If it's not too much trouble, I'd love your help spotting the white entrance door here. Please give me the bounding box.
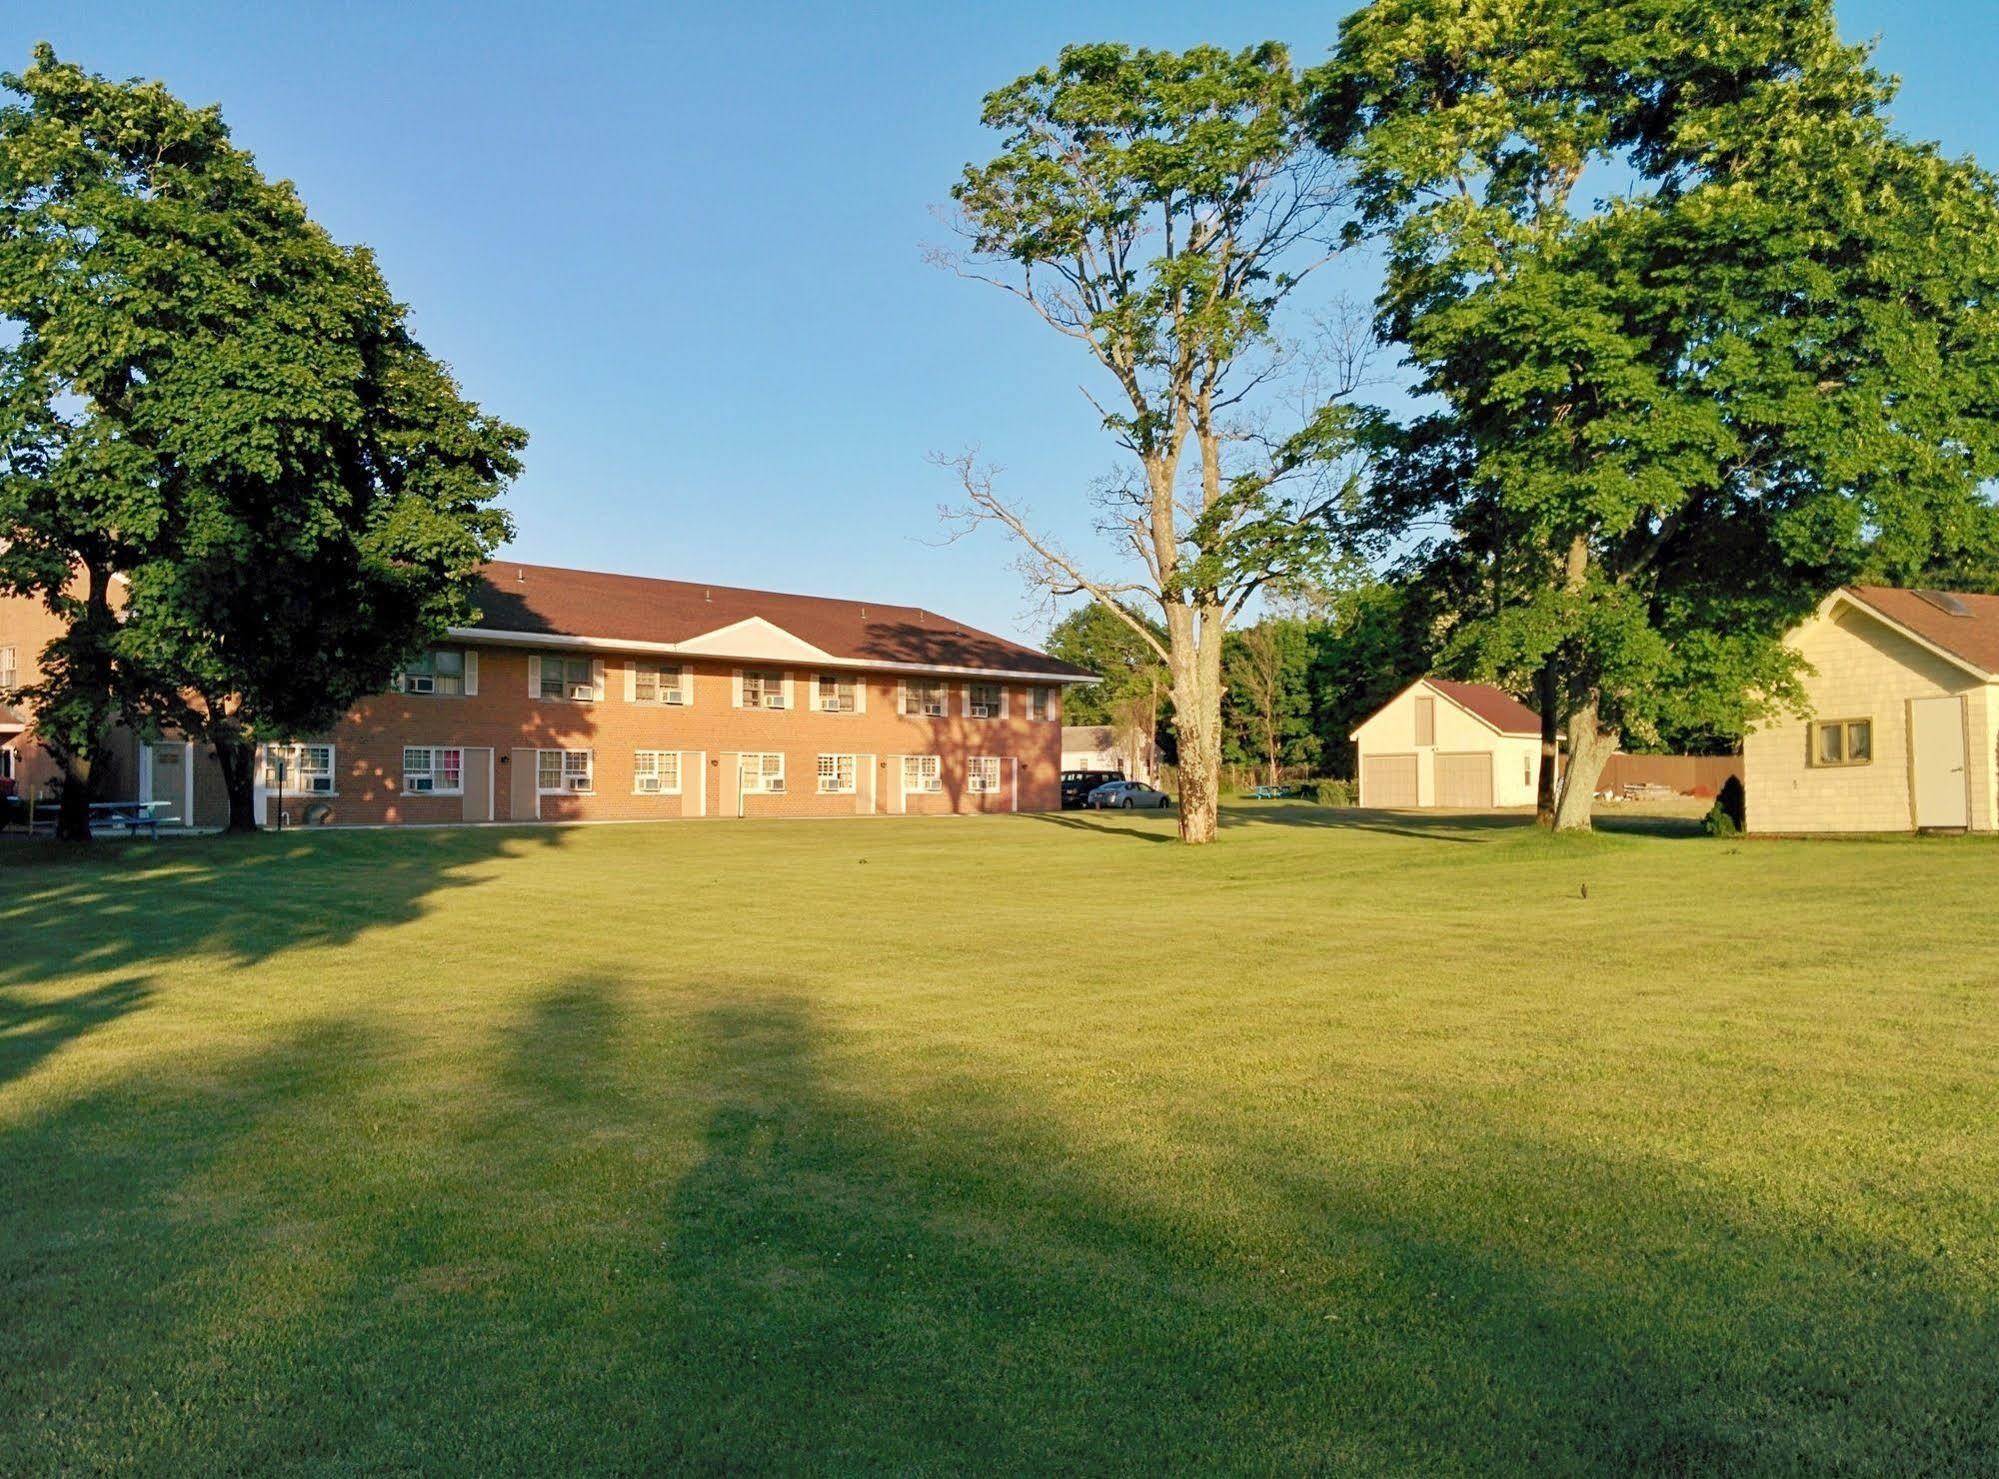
[1910,696,1970,829]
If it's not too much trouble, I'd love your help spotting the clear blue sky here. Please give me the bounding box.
[12,3,1994,644]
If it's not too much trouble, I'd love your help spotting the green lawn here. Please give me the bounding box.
[4,808,1996,1473]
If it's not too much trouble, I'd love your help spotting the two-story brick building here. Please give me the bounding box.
[0,561,1094,828]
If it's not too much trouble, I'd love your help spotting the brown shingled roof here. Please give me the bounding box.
[462,562,1093,679]
[1841,586,1999,677]
[1425,677,1542,736]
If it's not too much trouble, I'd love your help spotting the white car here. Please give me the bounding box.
[1086,779,1173,810]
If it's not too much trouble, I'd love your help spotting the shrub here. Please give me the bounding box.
[1307,779,1356,807]
[1703,775,1745,836]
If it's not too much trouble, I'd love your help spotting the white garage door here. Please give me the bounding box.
[1362,753,1418,808]
[1435,752,1494,809]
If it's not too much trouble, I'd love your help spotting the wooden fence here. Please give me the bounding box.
[1597,752,1742,796]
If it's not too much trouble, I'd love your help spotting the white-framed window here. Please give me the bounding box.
[537,749,594,794]
[0,644,15,690]
[740,752,786,793]
[816,674,858,713]
[397,648,465,696]
[633,750,682,794]
[633,662,688,705]
[402,745,463,795]
[264,743,336,794]
[741,670,787,709]
[817,753,856,793]
[902,754,942,794]
[1027,686,1053,721]
[967,682,1003,719]
[903,679,946,716]
[537,653,597,702]
[969,756,1002,794]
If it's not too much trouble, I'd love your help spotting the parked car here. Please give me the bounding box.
[1061,769,1123,809]
[1086,779,1173,811]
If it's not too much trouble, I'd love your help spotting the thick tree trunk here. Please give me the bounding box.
[1166,598,1225,845]
[55,756,93,842]
[1534,662,1560,828]
[52,564,122,842]
[1553,699,1620,832]
[214,735,260,832]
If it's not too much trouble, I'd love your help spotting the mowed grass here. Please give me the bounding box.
[4,807,1997,1474]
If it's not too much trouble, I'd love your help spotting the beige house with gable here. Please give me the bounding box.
[1745,586,1999,834]
[1351,677,1546,809]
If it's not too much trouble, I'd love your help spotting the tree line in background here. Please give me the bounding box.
[952,0,1999,839]
[1048,576,1530,791]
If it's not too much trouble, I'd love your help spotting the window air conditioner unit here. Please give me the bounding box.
[570,683,595,700]
[766,779,786,794]
[307,777,333,793]
[971,704,992,718]
[407,675,435,694]
[637,777,660,794]
[409,778,433,793]
[567,775,590,791]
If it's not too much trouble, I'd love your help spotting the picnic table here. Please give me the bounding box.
[1247,785,1297,800]
[88,800,172,838]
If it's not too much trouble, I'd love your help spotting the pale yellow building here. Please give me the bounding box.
[1351,678,1546,808]
[1745,586,1999,834]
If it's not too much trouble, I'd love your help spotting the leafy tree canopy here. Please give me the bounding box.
[1315,0,1999,825]
[0,46,522,833]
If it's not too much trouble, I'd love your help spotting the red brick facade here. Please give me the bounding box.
[260,645,1067,827]
[0,561,1087,829]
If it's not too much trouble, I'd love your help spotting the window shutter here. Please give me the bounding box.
[897,680,908,715]
[624,663,637,702]
[591,659,606,701]
[679,665,693,705]
[464,650,478,696]
[732,670,744,708]
[1000,686,1010,719]
[961,684,973,716]
[854,678,867,714]
[781,672,794,710]
[527,654,541,698]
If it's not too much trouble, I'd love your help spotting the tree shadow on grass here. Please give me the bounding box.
[1023,810,1179,844]
[4,979,1995,1472]
[0,823,569,988]
[0,975,150,1091]
[649,994,1999,1472]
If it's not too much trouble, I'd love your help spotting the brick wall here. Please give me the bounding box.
[264,645,1065,828]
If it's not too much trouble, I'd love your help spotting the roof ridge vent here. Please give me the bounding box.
[1914,588,1973,617]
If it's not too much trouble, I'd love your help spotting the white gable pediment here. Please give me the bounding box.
[674,616,834,664]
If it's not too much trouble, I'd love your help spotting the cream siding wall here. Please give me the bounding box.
[1351,681,1541,807]
[1744,603,1995,834]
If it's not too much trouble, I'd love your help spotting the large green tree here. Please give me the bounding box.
[1318,0,1999,828]
[0,47,521,837]
[942,42,1368,843]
